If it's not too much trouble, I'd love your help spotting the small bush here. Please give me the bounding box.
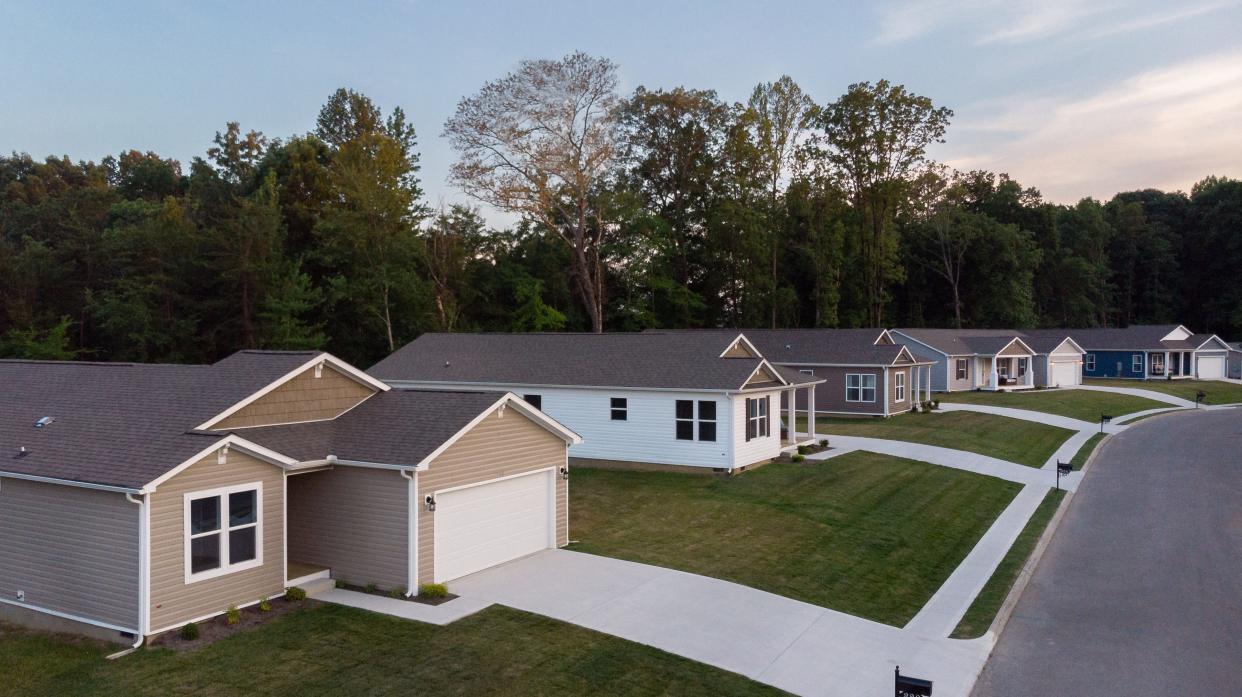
[226,605,240,625]
[335,579,346,589]
[388,585,406,599]
[796,444,810,455]
[258,598,271,612]
[418,583,449,599]
[179,622,200,640]
[791,454,806,463]
[284,586,307,602]
[819,438,829,448]
[364,582,378,594]
[932,399,940,409]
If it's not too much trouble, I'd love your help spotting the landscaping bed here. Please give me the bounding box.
[0,605,783,696]
[938,388,1163,422]
[336,581,458,606]
[568,452,1021,626]
[803,411,1074,468]
[1084,378,1242,405]
[151,594,312,651]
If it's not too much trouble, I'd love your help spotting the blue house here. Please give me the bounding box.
[1068,325,1232,380]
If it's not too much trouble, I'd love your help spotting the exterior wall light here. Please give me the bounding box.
[424,495,436,512]
[559,466,569,480]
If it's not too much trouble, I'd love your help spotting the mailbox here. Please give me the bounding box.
[1099,413,1112,433]
[895,666,932,696]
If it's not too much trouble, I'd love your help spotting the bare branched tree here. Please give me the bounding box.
[444,51,619,332]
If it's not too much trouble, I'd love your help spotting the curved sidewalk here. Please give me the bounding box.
[936,402,1104,433]
[1069,384,1196,407]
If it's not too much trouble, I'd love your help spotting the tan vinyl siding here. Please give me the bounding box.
[947,356,974,391]
[998,341,1031,357]
[888,367,913,414]
[214,365,376,429]
[744,365,779,386]
[0,478,139,631]
[418,409,567,585]
[287,467,407,590]
[148,451,284,632]
[722,341,756,358]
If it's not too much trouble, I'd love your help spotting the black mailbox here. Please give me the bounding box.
[1196,390,1206,407]
[1057,461,1072,476]
[1099,414,1112,433]
[895,666,933,696]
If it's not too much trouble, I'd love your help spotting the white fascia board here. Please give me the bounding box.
[412,393,581,472]
[722,333,763,358]
[385,379,729,396]
[143,434,297,492]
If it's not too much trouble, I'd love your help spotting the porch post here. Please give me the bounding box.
[924,365,931,402]
[787,387,796,441]
[1164,351,1170,377]
[808,385,816,438]
[989,357,998,390]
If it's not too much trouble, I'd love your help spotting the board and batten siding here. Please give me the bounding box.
[286,466,408,590]
[214,365,376,429]
[148,450,284,632]
[418,408,568,585]
[0,478,139,631]
[732,388,783,467]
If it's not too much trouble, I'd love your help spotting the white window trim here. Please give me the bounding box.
[798,369,815,376]
[894,372,905,402]
[697,400,717,442]
[845,374,877,403]
[1134,354,1146,373]
[184,481,263,585]
[1085,354,1096,371]
[955,359,968,381]
[610,397,628,421]
[1018,357,1028,376]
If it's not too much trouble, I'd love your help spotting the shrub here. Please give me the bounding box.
[335,579,346,589]
[418,583,449,599]
[932,399,940,409]
[388,585,406,599]
[364,582,378,594]
[179,622,200,640]
[791,454,806,463]
[796,444,810,455]
[226,605,240,625]
[284,586,307,602]
[258,598,271,612]
[819,438,829,448]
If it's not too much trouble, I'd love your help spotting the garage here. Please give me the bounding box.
[433,469,556,582]
[1050,360,1080,387]
[1197,355,1226,379]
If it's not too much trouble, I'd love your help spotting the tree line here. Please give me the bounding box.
[3,53,1239,368]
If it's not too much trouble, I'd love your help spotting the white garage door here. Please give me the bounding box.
[1051,361,1079,387]
[1197,356,1226,379]
[434,469,554,582]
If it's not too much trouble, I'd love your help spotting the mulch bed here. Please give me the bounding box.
[773,440,831,463]
[337,583,460,606]
[150,597,314,651]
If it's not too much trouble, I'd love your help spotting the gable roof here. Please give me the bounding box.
[369,332,812,391]
[0,351,322,490]
[1010,329,1084,355]
[735,328,918,366]
[892,329,1035,356]
[1065,325,1208,351]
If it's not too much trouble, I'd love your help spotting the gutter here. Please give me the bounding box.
[112,492,150,657]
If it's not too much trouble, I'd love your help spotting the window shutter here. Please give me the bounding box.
[745,398,755,441]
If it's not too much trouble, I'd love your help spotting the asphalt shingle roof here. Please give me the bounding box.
[0,351,321,489]
[894,329,1032,356]
[1065,325,1200,351]
[739,328,910,365]
[369,332,801,391]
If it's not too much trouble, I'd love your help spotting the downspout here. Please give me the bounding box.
[400,469,418,596]
[114,492,149,656]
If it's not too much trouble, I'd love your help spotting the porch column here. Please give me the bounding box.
[808,385,816,438]
[1164,351,1170,377]
[989,358,999,390]
[912,365,919,405]
[787,387,796,441]
[1026,358,1034,386]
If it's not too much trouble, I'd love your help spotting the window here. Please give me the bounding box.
[1085,354,1096,371]
[524,394,542,410]
[845,374,876,403]
[697,401,717,442]
[798,369,815,376]
[610,397,627,421]
[745,397,770,441]
[1018,357,1028,376]
[1148,354,1163,374]
[955,359,968,380]
[675,400,694,440]
[998,360,1010,378]
[185,482,262,583]
[1133,355,1144,374]
[894,372,905,402]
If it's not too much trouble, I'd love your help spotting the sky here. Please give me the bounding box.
[3,0,1240,217]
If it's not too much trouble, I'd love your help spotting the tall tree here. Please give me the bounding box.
[444,51,620,332]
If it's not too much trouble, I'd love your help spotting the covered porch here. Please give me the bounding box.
[780,382,818,448]
[980,354,1035,391]
[1148,351,1193,379]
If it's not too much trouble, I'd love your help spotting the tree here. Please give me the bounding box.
[0,315,75,360]
[444,51,620,332]
[907,169,975,327]
[806,80,953,326]
[422,205,487,331]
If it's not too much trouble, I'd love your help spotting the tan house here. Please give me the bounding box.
[0,351,579,646]
[891,329,1041,392]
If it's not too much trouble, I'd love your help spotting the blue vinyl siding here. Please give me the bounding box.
[1083,350,1146,378]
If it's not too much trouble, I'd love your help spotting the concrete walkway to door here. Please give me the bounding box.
[449,549,991,697]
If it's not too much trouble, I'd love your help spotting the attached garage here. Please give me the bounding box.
[434,469,556,582]
[1050,360,1080,387]
[1197,355,1226,379]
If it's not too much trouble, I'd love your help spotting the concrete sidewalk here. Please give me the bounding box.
[1070,384,1196,407]
[450,549,992,697]
[937,402,1103,432]
[315,588,491,625]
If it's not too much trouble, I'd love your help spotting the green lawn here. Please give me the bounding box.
[801,411,1075,468]
[938,388,1163,423]
[1084,378,1242,405]
[0,604,784,697]
[1068,433,1106,470]
[951,489,1066,639]
[569,452,1021,626]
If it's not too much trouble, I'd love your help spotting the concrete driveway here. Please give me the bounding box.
[973,408,1242,696]
[451,549,990,697]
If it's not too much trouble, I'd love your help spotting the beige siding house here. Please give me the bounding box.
[0,350,578,646]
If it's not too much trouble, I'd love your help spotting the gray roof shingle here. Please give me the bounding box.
[369,332,805,391]
[1064,325,1200,351]
[738,328,910,365]
[893,329,1032,356]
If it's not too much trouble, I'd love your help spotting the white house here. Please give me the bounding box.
[369,332,825,473]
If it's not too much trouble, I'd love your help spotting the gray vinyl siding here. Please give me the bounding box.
[780,366,885,415]
[0,478,139,631]
[1034,355,1050,387]
[287,466,408,590]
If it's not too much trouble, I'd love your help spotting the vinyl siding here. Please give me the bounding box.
[214,365,376,429]
[733,388,783,467]
[286,467,408,590]
[781,366,885,416]
[947,356,974,391]
[1083,350,1146,379]
[998,342,1031,357]
[888,366,913,414]
[148,451,284,633]
[418,409,568,585]
[0,478,139,631]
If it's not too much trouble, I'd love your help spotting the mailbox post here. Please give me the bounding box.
[1099,413,1112,434]
[1056,460,1072,490]
[895,666,933,696]
[1196,390,1206,409]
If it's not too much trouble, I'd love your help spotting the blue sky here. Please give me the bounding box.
[3,0,1240,215]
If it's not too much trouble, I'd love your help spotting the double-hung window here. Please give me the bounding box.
[894,372,905,402]
[955,359,968,381]
[1018,357,1029,376]
[610,397,627,421]
[185,482,262,583]
[1084,354,1096,371]
[845,374,876,403]
[744,396,770,441]
[1134,354,1146,374]
[676,400,717,441]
